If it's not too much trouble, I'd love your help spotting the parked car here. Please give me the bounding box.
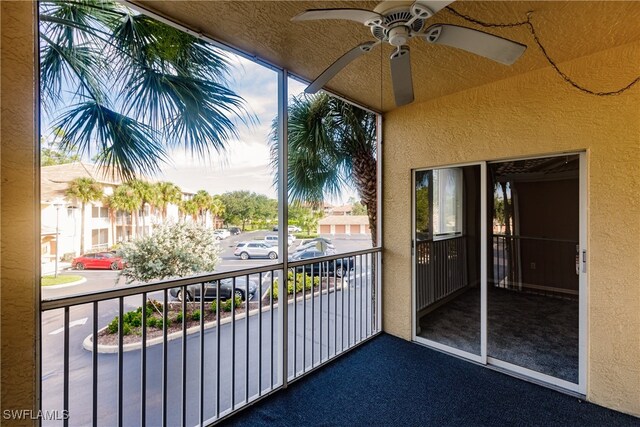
[288,225,302,233]
[289,248,354,277]
[295,238,335,252]
[213,229,231,240]
[169,276,258,302]
[234,242,279,260]
[228,227,241,235]
[264,234,295,246]
[72,252,125,270]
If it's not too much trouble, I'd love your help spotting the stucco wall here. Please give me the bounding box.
[1,1,39,421]
[382,41,640,415]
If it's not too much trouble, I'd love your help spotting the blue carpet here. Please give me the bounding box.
[224,334,638,427]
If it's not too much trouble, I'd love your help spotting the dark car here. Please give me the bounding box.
[228,227,241,235]
[169,276,258,302]
[72,252,124,270]
[289,248,354,277]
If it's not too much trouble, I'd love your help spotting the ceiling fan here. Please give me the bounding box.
[292,1,527,106]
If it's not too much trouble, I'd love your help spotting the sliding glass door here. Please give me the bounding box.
[412,154,586,394]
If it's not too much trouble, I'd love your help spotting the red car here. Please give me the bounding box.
[72,252,124,270]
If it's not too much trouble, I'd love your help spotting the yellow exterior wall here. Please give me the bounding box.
[1,1,39,421]
[382,41,640,415]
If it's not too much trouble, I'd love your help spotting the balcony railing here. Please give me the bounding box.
[40,248,381,426]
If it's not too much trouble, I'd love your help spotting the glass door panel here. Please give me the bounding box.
[414,165,482,356]
[487,155,580,383]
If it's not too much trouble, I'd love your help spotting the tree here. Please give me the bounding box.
[65,177,103,254]
[39,1,250,180]
[128,180,158,236]
[271,93,377,245]
[155,182,183,220]
[118,222,222,284]
[192,190,213,225]
[351,201,368,216]
[41,129,80,166]
[180,199,199,223]
[111,183,142,240]
[209,196,226,228]
[219,191,256,231]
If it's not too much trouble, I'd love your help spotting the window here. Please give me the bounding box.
[92,228,108,248]
[432,168,463,239]
[92,206,109,218]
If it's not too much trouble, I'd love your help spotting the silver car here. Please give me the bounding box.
[233,241,279,260]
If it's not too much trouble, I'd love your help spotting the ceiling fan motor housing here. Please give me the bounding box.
[368,2,428,44]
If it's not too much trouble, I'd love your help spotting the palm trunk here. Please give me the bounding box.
[80,202,86,254]
[131,210,137,239]
[352,150,377,247]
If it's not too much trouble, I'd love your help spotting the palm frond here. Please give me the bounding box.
[55,100,167,180]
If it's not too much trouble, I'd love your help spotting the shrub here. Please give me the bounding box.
[191,310,201,321]
[221,296,243,312]
[107,317,119,334]
[122,323,132,336]
[271,271,320,299]
[210,300,218,314]
[176,312,183,323]
[118,222,222,284]
[147,317,159,328]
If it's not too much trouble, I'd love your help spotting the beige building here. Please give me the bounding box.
[318,214,370,235]
[2,0,639,421]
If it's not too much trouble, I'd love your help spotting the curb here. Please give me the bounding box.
[83,282,347,354]
[42,277,87,289]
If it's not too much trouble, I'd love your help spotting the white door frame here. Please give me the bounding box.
[411,152,587,395]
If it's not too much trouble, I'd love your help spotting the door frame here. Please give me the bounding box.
[411,152,587,395]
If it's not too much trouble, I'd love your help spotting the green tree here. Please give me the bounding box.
[180,198,199,222]
[219,191,257,231]
[155,182,183,220]
[65,177,103,254]
[351,201,368,216]
[192,190,213,225]
[111,183,142,240]
[128,180,159,236]
[209,196,226,227]
[118,222,222,283]
[39,1,250,180]
[41,129,80,166]
[271,93,377,245]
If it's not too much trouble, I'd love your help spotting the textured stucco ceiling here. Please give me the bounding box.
[133,1,640,112]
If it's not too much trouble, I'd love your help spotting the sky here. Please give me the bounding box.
[159,56,305,199]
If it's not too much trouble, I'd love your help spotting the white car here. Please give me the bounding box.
[288,225,302,233]
[264,234,295,246]
[213,229,231,240]
[234,242,279,260]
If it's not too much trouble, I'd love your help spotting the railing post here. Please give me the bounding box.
[277,69,289,388]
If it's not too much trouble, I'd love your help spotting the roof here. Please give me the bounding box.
[133,1,640,113]
[41,162,121,203]
[319,215,369,225]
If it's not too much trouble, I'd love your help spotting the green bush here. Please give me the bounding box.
[147,317,159,328]
[191,310,201,321]
[294,233,318,239]
[209,300,218,313]
[176,312,183,323]
[122,323,132,336]
[107,317,119,334]
[271,271,320,299]
[221,296,243,312]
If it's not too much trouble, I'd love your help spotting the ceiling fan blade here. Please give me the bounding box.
[422,24,527,65]
[305,42,378,94]
[390,46,414,106]
[413,1,455,16]
[292,9,382,25]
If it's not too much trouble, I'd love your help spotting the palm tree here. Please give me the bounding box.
[271,94,378,245]
[65,177,103,254]
[180,199,199,223]
[39,1,250,181]
[112,183,142,240]
[128,180,158,236]
[156,182,183,220]
[192,190,213,226]
[209,196,226,228]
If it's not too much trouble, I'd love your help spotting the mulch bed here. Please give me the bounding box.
[95,278,345,347]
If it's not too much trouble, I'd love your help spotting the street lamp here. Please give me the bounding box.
[53,199,64,278]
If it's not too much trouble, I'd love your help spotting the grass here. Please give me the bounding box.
[41,274,83,286]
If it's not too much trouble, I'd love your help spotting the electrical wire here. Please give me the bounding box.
[446,6,640,96]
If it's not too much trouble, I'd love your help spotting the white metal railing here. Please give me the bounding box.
[40,247,381,426]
